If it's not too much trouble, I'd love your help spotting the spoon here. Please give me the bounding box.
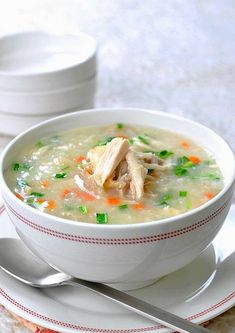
[0,238,212,333]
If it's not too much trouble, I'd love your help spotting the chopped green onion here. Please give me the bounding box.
[174,156,194,177]
[26,197,34,204]
[119,204,128,210]
[179,191,187,197]
[185,201,192,210]
[174,166,189,176]
[13,163,31,172]
[138,135,149,145]
[31,192,44,197]
[159,193,173,206]
[33,201,43,209]
[96,213,108,224]
[12,163,20,171]
[156,150,174,159]
[117,123,124,129]
[95,136,115,147]
[79,205,88,214]
[190,173,220,181]
[17,179,28,188]
[36,141,44,148]
[54,172,67,179]
[128,138,134,145]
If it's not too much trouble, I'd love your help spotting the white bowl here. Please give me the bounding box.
[0,77,96,116]
[1,108,234,290]
[0,102,94,136]
[0,31,96,92]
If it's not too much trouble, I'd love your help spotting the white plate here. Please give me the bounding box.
[0,203,235,333]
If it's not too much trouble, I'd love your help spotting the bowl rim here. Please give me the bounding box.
[0,30,97,78]
[1,107,235,230]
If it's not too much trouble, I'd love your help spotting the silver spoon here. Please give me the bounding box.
[0,238,212,333]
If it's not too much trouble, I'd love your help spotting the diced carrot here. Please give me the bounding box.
[188,156,201,164]
[76,190,96,201]
[205,192,214,200]
[35,198,55,210]
[116,135,129,139]
[181,141,190,149]
[41,180,49,188]
[46,200,55,210]
[133,203,145,210]
[75,155,86,163]
[36,198,45,204]
[15,193,23,200]
[106,197,121,206]
[61,189,72,199]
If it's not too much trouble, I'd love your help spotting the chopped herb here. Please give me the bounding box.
[128,138,134,145]
[156,150,174,159]
[13,163,32,172]
[179,191,187,197]
[185,201,192,210]
[12,163,20,171]
[79,205,88,214]
[26,197,34,204]
[159,193,173,206]
[117,123,124,129]
[119,204,128,210]
[36,141,44,148]
[174,156,194,177]
[138,135,150,145]
[147,168,155,174]
[190,173,220,181]
[33,201,43,209]
[17,179,28,188]
[54,172,67,179]
[174,166,189,176]
[31,192,44,197]
[95,136,115,147]
[96,213,108,224]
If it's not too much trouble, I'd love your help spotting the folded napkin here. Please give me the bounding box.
[0,304,58,333]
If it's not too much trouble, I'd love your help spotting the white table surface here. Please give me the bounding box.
[0,0,234,332]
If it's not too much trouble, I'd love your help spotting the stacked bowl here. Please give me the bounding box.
[0,31,97,136]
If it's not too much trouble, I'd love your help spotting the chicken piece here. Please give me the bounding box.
[104,160,131,195]
[126,151,147,200]
[93,138,129,187]
[87,146,106,169]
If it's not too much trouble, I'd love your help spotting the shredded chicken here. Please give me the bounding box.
[126,151,148,200]
[76,133,172,201]
[93,138,129,187]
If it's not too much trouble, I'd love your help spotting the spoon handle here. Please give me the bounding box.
[66,278,212,333]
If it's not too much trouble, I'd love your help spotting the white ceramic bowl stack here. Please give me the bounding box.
[0,31,97,136]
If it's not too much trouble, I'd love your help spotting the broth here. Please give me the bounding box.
[5,124,223,224]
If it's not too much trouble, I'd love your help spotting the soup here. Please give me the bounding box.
[5,124,223,224]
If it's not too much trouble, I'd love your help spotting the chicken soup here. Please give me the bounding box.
[5,124,223,224]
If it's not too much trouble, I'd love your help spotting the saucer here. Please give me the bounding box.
[0,203,235,333]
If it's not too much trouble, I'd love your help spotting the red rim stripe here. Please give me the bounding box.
[4,199,229,245]
[0,288,235,332]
